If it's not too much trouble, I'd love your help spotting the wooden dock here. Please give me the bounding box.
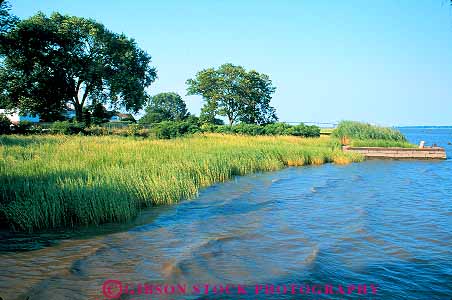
[343,146,447,160]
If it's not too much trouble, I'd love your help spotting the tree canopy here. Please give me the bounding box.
[140,92,189,123]
[0,12,157,121]
[186,63,277,125]
[0,0,17,35]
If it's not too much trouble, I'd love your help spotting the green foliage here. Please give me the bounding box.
[285,124,321,137]
[126,124,146,137]
[238,70,278,125]
[38,110,68,122]
[141,92,188,123]
[139,112,165,123]
[332,120,407,141]
[85,124,148,137]
[212,125,233,134]
[151,120,201,139]
[89,103,112,125]
[0,114,11,134]
[0,118,42,135]
[12,121,34,134]
[199,100,221,125]
[184,114,201,126]
[231,123,265,135]
[0,12,156,121]
[50,121,85,135]
[3,118,321,139]
[0,0,18,35]
[84,126,109,136]
[200,123,219,133]
[201,122,321,138]
[82,107,91,127]
[186,63,277,125]
[0,134,363,231]
[263,122,292,135]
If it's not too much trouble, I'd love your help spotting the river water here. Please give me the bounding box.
[0,128,451,300]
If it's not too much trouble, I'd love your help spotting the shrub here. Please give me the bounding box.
[12,121,35,134]
[0,114,12,134]
[85,126,109,136]
[151,120,201,139]
[301,124,321,137]
[184,116,202,134]
[153,122,177,139]
[109,125,149,137]
[263,122,291,135]
[50,121,85,135]
[110,127,129,136]
[200,123,218,133]
[110,120,134,126]
[284,124,320,137]
[214,125,233,134]
[201,123,320,138]
[332,120,406,141]
[126,124,143,136]
[231,123,265,136]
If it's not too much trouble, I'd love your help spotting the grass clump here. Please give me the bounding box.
[0,134,362,232]
[350,139,416,148]
[332,120,407,141]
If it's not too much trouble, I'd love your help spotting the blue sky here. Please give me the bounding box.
[9,0,452,126]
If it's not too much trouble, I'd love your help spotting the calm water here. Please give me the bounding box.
[0,128,451,300]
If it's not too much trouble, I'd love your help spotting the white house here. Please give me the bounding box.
[0,109,40,124]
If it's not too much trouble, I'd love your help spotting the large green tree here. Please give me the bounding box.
[140,92,188,123]
[0,12,157,121]
[186,63,277,125]
[238,70,277,124]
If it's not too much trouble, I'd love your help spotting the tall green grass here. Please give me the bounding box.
[332,120,407,141]
[0,134,363,232]
[350,139,416,148]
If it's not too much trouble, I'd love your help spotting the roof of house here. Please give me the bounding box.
[115,113,134,119]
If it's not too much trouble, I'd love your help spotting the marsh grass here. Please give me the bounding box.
[350,139,416,148]
[332,120,407,141]
[0,134,362,232]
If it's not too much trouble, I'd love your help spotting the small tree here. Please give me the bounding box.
[140,92,188,123]
[186,63,277,125]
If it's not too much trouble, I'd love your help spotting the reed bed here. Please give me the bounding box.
[332,120,407,141]
[350,139,416,148]
[0,134,363,232]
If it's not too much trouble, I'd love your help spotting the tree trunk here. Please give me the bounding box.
[73,81,89,123]
[74,102,83,122]
[228,113,234,126]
